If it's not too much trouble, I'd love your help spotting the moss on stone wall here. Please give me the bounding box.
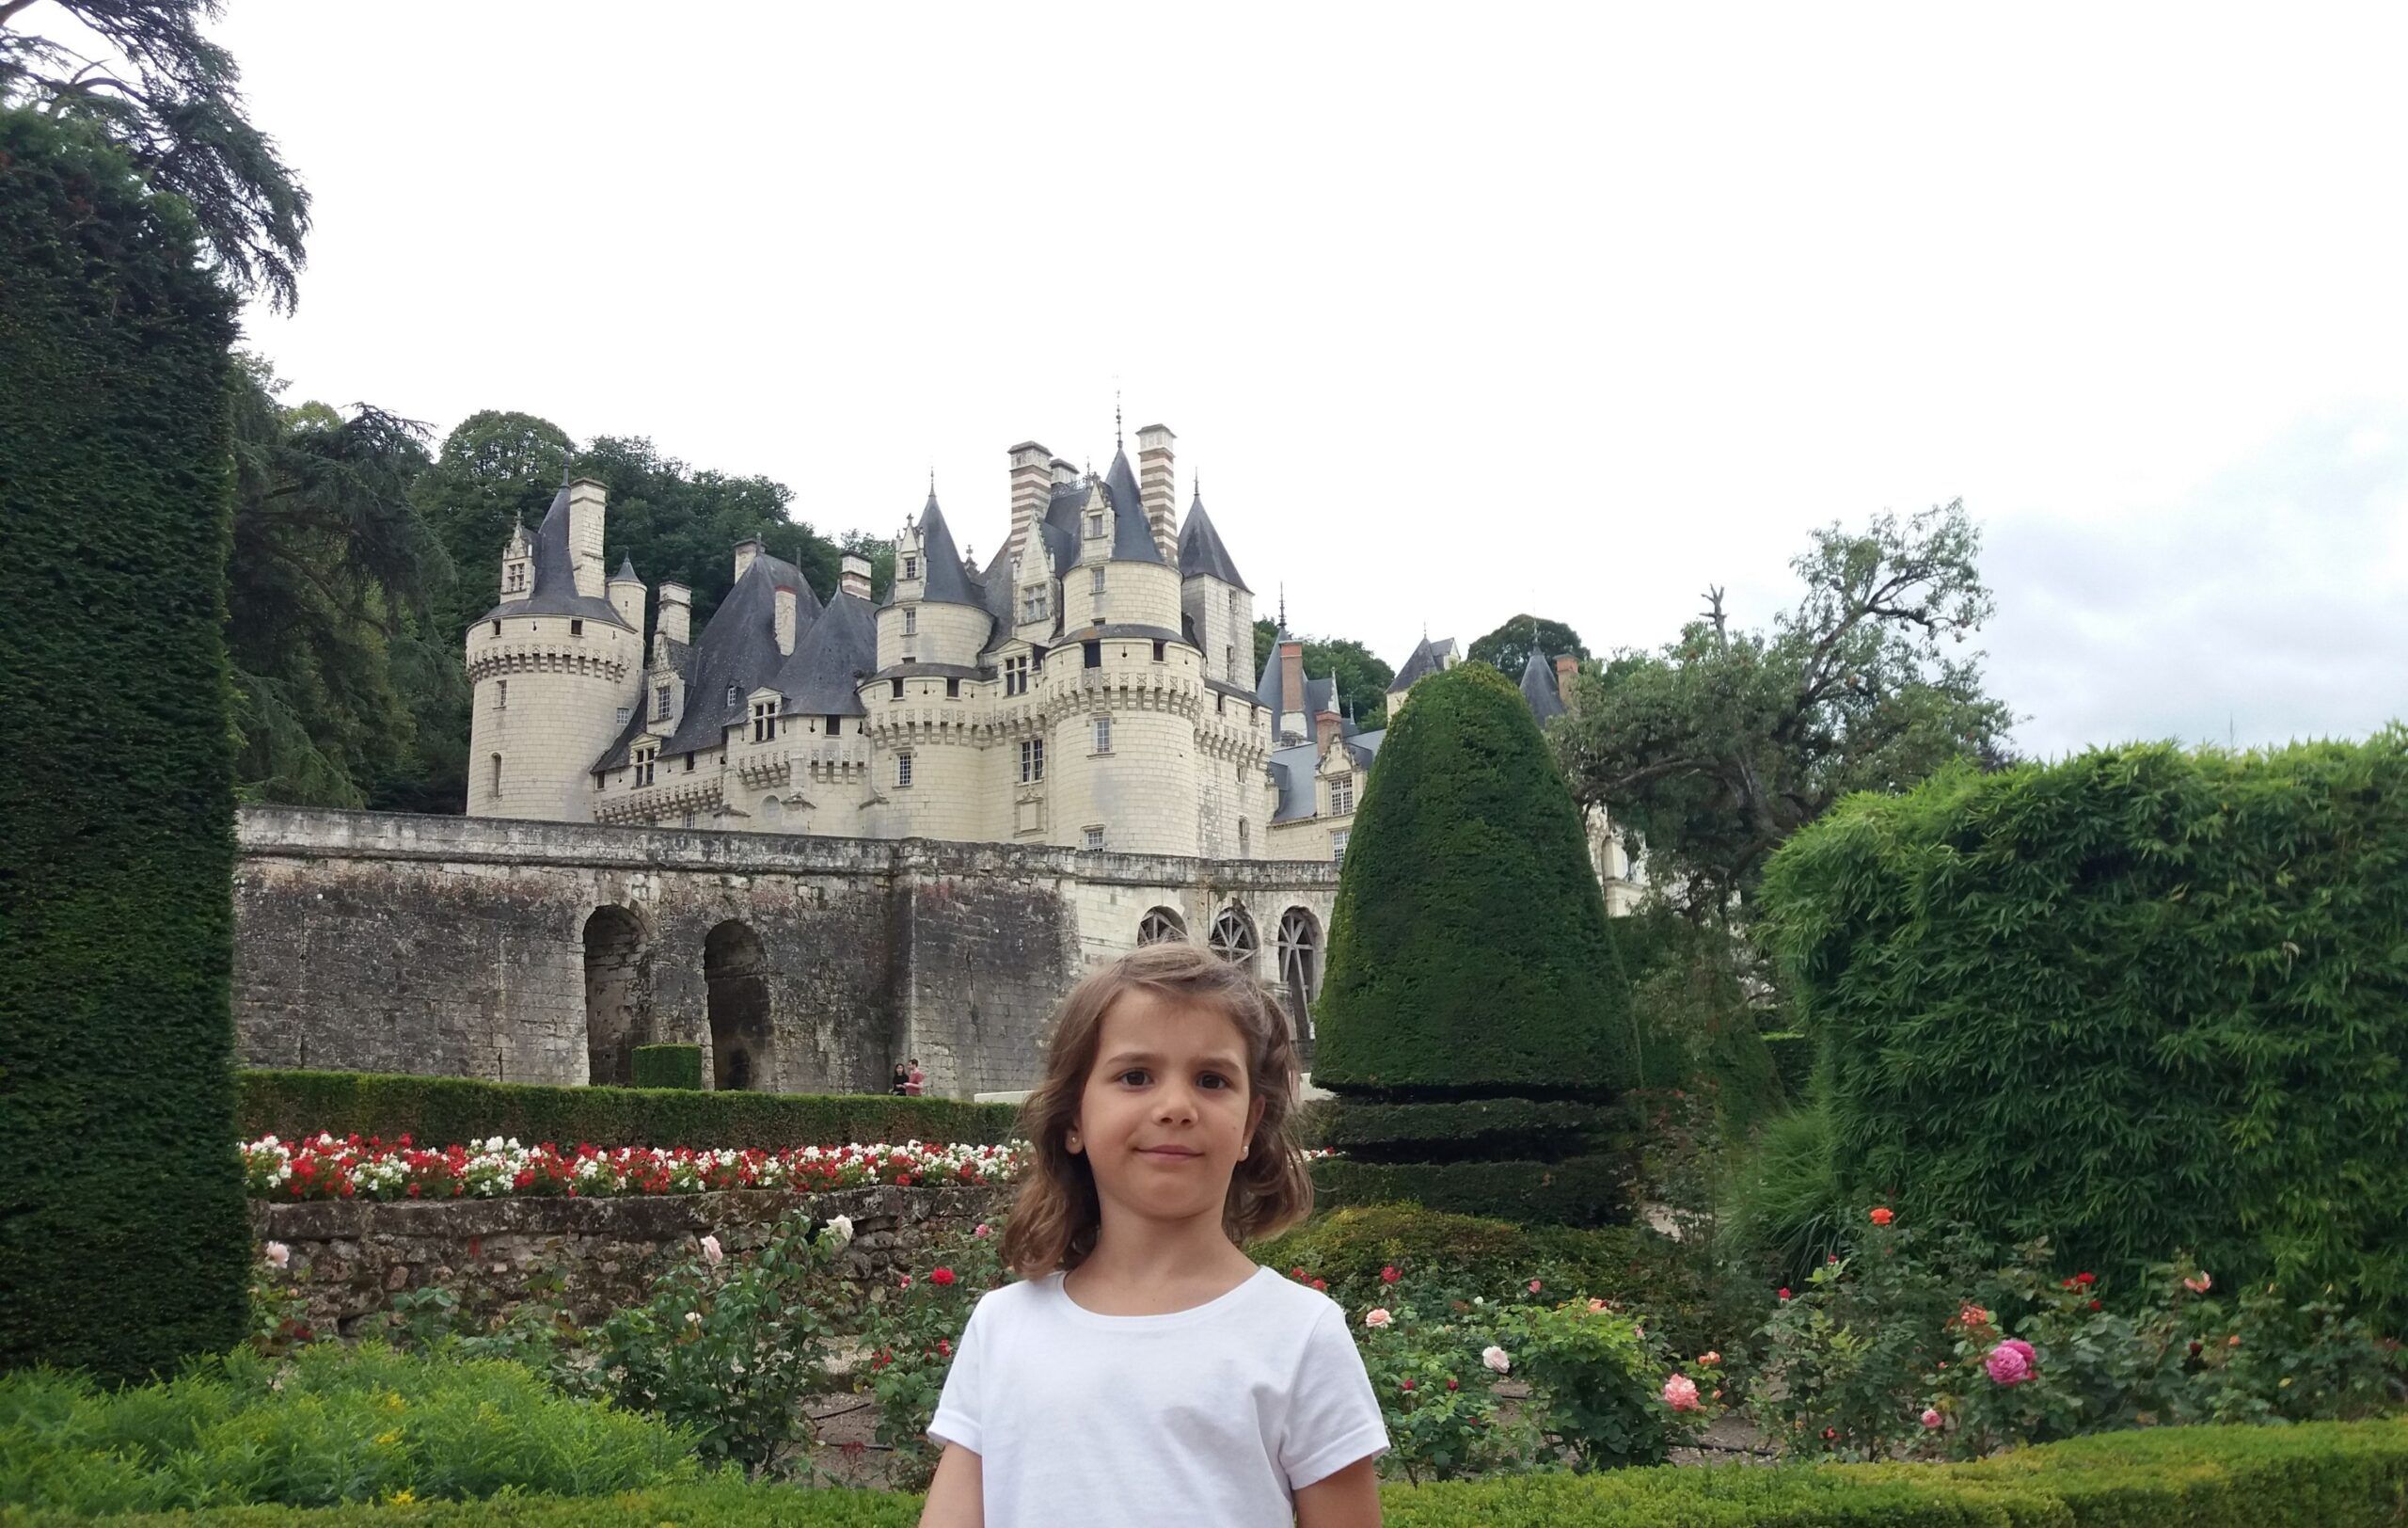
[0,110,246,1379]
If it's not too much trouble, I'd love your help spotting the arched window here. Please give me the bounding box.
[582,906,646,1085]
[1209,906,1258,971]
[1276,907,1322,1047]
[1138,907,1186,946]
[705,920,772,1091]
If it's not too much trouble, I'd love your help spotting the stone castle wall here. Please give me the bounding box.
[233,807,1339,1098]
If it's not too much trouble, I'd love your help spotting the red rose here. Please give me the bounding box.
[1446,1377,1459,1391]
[1381,1265,1401,1285]
[2074,1271,2096,1287]
[2087,1299,2101,1312]
[1779,1287,1792,1300]
[930,1266,957,1286]
[1868,1206,1893,1227]
[1311,1278,1327,1292]
[1400,1378,1415,1392]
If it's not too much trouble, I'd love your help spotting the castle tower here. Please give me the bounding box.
[868,487,991,841]
[465,478,643,821]
[1178,482,1255,689]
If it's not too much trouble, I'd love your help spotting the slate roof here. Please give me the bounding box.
[1520,650,1567,722]
[1268,729,1385,822]
[911,491,983,607]
[656,550,820,758]
[1252,635,1341,722]
[1177,490,1249,591]
[1389,635,1458,692]
[478,483,634,629]
[1101,448,1164,565]
[773,590,877,716]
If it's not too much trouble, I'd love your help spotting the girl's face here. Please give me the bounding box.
[1068,988,1265,1232]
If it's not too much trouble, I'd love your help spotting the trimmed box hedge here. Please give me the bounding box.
[1764,734,2408,1317]
[1310,1153,1635,1228]
[1304,1097,1628,1164]
[24,1418,2408,1526]
[629,1044,703,1090]
[237,1070,1019,1150]
[1,109,248,1382]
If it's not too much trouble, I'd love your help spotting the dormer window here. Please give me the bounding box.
[634,745,657,787]
[1086,512,1104,538]
[1331,772,1355,816]
[1021,587,1047,622]
[1004,655,1029,695]
[903,554,919,580]
[751,699,776,742]
[653,683,672,722]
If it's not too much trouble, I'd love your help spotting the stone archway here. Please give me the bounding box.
[1209,905,1258,974]
[705,919,772,1091]
[1275,906,1322,1051]
[582,905,646,1086]
[1137,906,1187,946]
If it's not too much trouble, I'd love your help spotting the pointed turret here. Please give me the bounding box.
[1519,649,1567,723]
[1177,487,1250,591]
[1101,448,1164,565]
[911,488,981,605]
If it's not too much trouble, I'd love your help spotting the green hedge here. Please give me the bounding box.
[236,1070,1019,1149]
[1763,736,2408,1316]
[1310,1153,1634,1228]
[0,109,247,1381]
[1759,1031,1813,1098]
[1305,1097,1612,1158]
[1316,662,1637,1097]
[628,1045,703,1090]
[25,1419,2408,1526]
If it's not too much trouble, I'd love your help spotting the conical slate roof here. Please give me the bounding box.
[1102,448,1164,565]
[911,490,982,606]
[1519,649,1567,722]
[612,553,641,582]
[1177,490,1249,591]
[1389,634,1457,692]
[479,482,634,629]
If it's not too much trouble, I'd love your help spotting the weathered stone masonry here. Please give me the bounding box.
[234,806,1339,1098]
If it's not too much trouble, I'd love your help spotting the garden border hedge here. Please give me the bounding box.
[1310,1154,1635,1228]
[237,1070,1020,1150]
[24,1417,2408,1526]
[629,1045,703,1090]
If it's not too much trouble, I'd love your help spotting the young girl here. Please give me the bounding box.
[919,942,1387,1527]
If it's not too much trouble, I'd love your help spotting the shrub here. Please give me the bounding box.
[236,1069,1018,1151]
[1720,1100,1848,1288]
[1763,735,2408,1317]
[851,1214,1009,1490]
[630,1044,704,1090]
[1312,1154,1635,1229]
[1760,1031,1814,1097]
[0,1345,697,1514]
[0,108,249,1381]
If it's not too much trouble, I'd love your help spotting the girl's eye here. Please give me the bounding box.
[1117,1069,1150,1086]
[1199,1074,1229,1090]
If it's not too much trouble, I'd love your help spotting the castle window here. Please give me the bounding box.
[827,714,844,734]
[497,679,507,710]
[1225,645,1234,680]
[1151,640,1165,662]
[903,554,919,580]
[903,609,917,636]
[751,699,776,742]
[1020,738,1045,783]
[489,753,501,798]
[1093,716,1112,755]
[491,621,502,637]
[1331,828,1350,864]
[1089,565,1106,595]
[654,684,672,722]
[570,619,583,636]
[1331,773,1354,816]
[1021,587,1047,622]
[616,707,631,725]
[634,746,657,787]
[685,753,695,772]
[1086,512,1103,538]
[1004,655,1029,695]
[890,677,905,699]
[1239,819,1251,856]
[946,676,960,699]
[896,751,913,788]
[1216,692,1226,716]
[1084,825,1105,852]
[726,684,740,708]
[1082,641,1101,670]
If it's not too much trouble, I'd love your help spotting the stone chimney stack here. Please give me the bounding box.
[1007,441,1051,567]
[659,581,692,646]
[1279,639,1306,731]
[567,478,608,598]
[1314,705,1342,756]
[732,537,764,582]
[1051,457,1078,485]
[1136,423,1177,561]
[773,585,798,656]
[1554,655,1579,708]
[840,554,873,600]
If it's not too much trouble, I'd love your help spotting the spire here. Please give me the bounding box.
[1115,389,1123,451]
[613,551,640,581]
[1278,583,1288,634]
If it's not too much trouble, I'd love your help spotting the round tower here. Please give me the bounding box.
[865,488,991,840]
[465,477,643,821]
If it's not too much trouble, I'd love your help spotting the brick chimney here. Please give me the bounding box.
[1279,639,1306,724]
[1007,441,1050,569]
[1314,706,1342,756]
[567,478,608,598]
[773,585,798,656]
[1554,655,1579,708]
[658,581,692,646]
[840,554,872,600]
[1136,424,1177,561]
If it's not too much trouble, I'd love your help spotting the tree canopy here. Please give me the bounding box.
[1251,619,1394,728]
[1,0,309,310]
[1557,500,2017,918]
[1468,613,1589,681]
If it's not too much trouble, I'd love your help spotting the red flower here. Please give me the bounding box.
[2074,1271,2096,1287]
[1311,1278,1327,1292]
[1868,1206,1893,1227]
[2087,1299,2102,1312]
[1779,1287,1792,1300]
[1400,1378,1415,1392]
[930,1266,957,1286]
[1380,1265,1401,1285]
[1446,1377,1460,1391]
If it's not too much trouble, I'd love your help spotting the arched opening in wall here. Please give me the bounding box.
[1208,905,1258,973]
[1276,907,1322,1053]
[1137,907,1187,947]
[582,906,647,1085]
[705,920,772,1091]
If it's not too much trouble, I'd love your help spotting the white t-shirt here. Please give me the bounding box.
[927,1264,1388,1527]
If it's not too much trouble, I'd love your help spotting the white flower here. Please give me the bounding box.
[700,1234,724,1266]
[1363,1308,1393,1329]
[263,1241,291,1270]
[825,1215,855,1247]
[685,1311,702,1325]
[1482,1345,1511,1375]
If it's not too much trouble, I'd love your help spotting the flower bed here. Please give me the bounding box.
[240,1134,1022,1202]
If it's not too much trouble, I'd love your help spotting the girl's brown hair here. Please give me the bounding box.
[999,940,1314,1277]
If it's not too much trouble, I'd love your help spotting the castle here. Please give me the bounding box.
[462,422,1639,907]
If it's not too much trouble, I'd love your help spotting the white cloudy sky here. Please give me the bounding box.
[198,1,2405,758]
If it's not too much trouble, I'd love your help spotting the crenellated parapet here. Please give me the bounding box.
[466,642,633,686]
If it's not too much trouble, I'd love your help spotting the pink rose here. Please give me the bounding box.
[974,1223,992,1239]
[2184,1272,2212,1295]
[1528,1279,1543,1294]
[1985,1338,2036,1386]
[1662,1374,1701,1411]
[263,1241,291,1270]
[1921,1407,1943,1430]
[1481,1345,1511,1375]
[700,1234,724,1266]
[1363,1308,1393,1329]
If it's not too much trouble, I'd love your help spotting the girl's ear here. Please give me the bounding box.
[1242,1092,1267,1156]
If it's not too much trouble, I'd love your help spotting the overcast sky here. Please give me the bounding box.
[202,1,2404,759]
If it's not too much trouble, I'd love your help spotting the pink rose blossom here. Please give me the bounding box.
[263,1241,291,1270]
[2184,1272,2212,1295]
[1921,1407,1943,1429]
[974,1223,992,1239]
[1364,1308,1393,1329]
[1985,1338,2036,1386]
[1481,1345,1512,1375]
[700,1234,724,1266]
[1528,1279,1543,1294]
[1662,1374,1701,1411]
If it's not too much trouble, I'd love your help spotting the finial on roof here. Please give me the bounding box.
[1115,389,1123,451]
[1278,583,1288,632]
[1193,470,1202,503]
